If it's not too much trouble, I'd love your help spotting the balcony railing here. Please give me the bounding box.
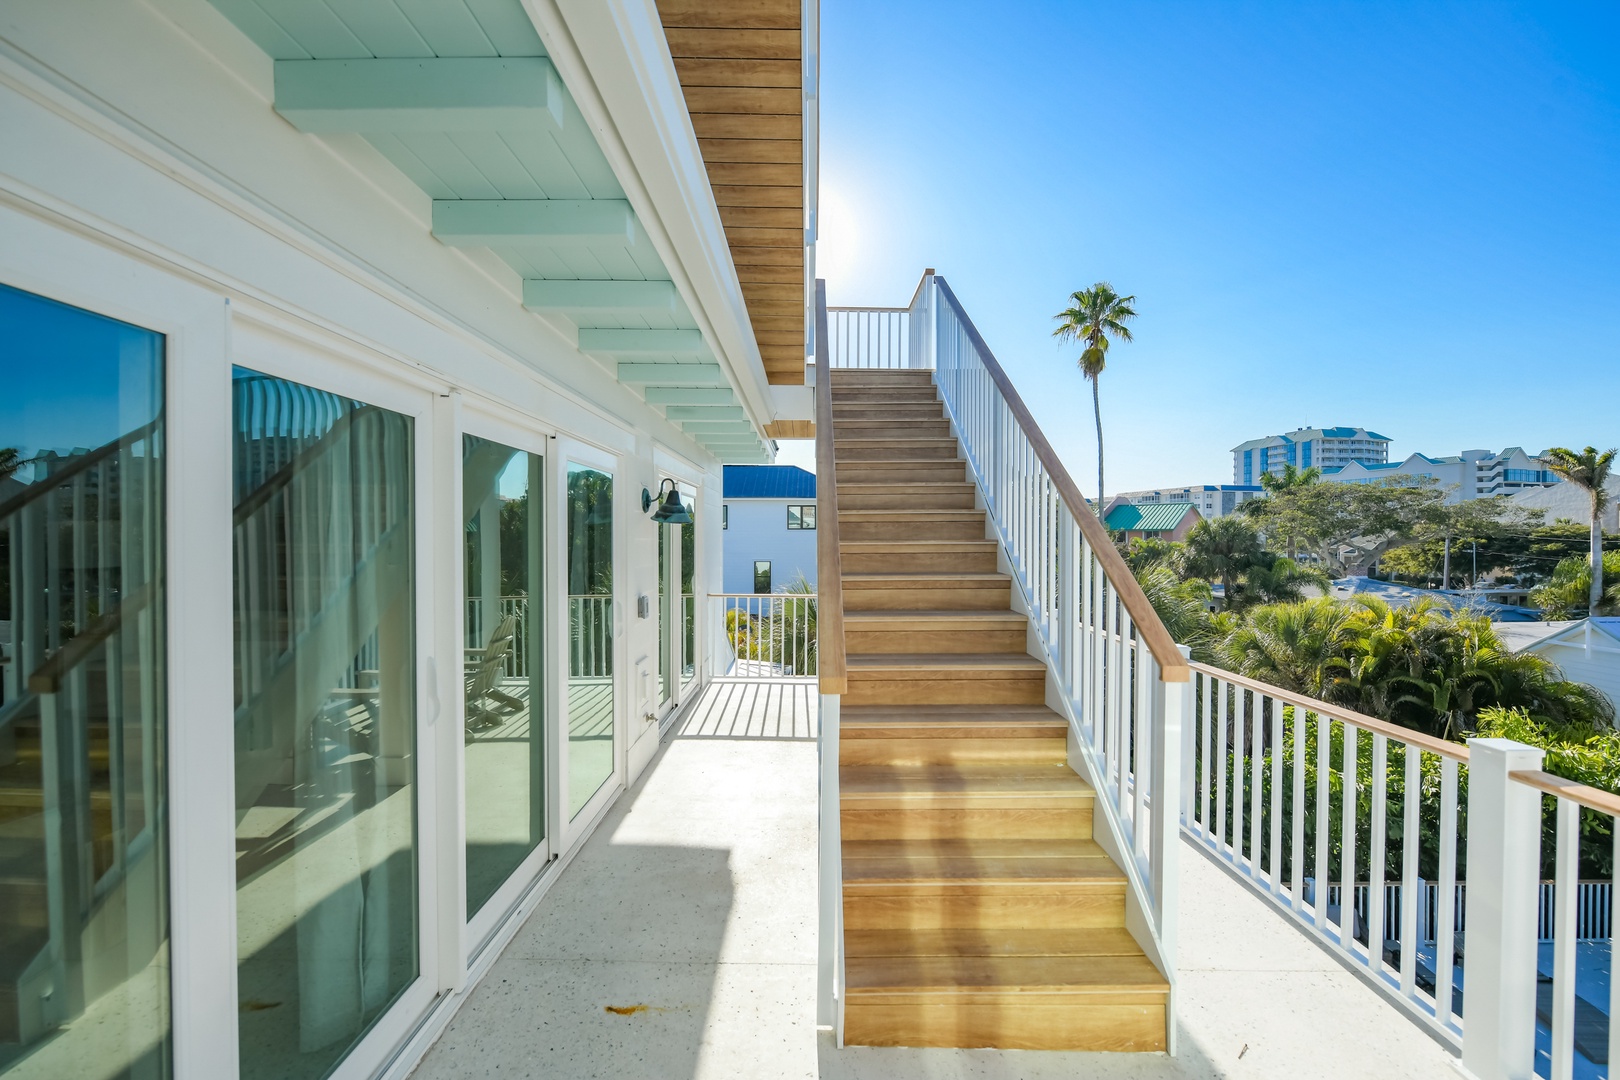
[709,592,817,679]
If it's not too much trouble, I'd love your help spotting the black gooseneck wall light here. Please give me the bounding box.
[641,478,694,525]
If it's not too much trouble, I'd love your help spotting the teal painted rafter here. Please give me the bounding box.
[579,329,705,355]
[274,58,564,132]
[522,279,679,316]
[434,201,634,246]
[641,387,734,405]
[663,405,745,420]
[616,363,726,385]
[680,420,755,433]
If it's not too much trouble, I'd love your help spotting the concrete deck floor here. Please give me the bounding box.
[411,680,1462,1079]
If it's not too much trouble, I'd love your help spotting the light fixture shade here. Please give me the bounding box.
[651,485,693,525]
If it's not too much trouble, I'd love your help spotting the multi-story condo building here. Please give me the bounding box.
[1109,483,1264,520]
[1324,447,1562,502]
[1232,426,1391,483]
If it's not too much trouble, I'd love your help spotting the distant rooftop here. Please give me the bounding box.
[1106,502,1197,532]
[722,464,815,500]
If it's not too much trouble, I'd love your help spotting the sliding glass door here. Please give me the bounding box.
[230,369,418,1080]
[0,283,170,1079]
[461,436,545,921]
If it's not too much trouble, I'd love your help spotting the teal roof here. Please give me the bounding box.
[1105,502,1196,532]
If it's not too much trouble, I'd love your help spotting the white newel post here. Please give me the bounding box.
[1461,738,1545,1080]
[1153,646,1193,976]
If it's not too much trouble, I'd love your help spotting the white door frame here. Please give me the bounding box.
[553,437,625,850]
[227,311,445,1080]
[455,404,559,959]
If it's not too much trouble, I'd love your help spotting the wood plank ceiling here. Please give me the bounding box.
[658,0,807,386]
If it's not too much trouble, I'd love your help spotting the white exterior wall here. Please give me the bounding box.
[0,4,753,1078]
[723,498,818,592]
[1530,635,1620,713]
[1327,448,1561,503]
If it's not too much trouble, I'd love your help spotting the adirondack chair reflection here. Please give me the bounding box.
[466,613,524,732]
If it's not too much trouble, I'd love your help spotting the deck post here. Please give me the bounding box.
[1461,738,1545,1080]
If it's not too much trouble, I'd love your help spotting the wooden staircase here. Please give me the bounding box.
[830,368,1169,1051]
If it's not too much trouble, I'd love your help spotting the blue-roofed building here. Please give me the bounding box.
[722,466,818,592]
[1231,426,1391,482]
[1103,501,1203,541]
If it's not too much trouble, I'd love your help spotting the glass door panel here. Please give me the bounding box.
[565,464,613,819]
[0,283,171,1079]
[231,368,418,1080]
[461,436,544,919]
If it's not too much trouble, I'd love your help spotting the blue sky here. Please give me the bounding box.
[795,0,1620,495]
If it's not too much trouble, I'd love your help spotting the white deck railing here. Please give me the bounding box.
[709,592,818,679]
[827,271,1194,1034]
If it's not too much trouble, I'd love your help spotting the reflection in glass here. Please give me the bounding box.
[566,464,613,819]
[0,283,170,1078]
[462,437,544,919]
[231,369,417,1080]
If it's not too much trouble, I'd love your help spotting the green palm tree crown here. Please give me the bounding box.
[1052,283,1136,513]
[1542,445,1617,613]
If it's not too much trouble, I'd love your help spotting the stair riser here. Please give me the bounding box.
[831,395,940,408]
[842,885,1125,930]
[843,1000,1165,1052]
[843,674,1046,705]
[834,443,960,461]
[840,736,1067,766]
[835,406,946,421]
[839,491,977,511]
[840,520,985,541]
[837,465,968,483]
[830,371,935,384]
[834,420,954,438]
[840,552,998,573]
[844,629,1028,655]
[844,587,1011,611]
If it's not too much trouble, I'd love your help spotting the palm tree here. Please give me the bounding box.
[1052,283,1136,512]
[1184,516,1266,609]
[0,448,34,484]
[1542,446,1616,614]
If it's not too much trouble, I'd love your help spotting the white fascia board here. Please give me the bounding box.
[521,0,775,442]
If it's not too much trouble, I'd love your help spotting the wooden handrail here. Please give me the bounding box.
[1510,769,1620,817]
[932,276,1188,682]
[813,279,847,694]
[1188,661,1470,762]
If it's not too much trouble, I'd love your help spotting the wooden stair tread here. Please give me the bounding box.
[845,927,1143,959]
[844,953,1168,996]
[843,610,1027,624]
[841,765,1092,802]
[846,654,1042,671]
[843,839,1120,886]
[843,572,1007,583]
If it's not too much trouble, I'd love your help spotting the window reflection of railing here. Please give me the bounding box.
[568,594,613,678]
[0,418,165,1048]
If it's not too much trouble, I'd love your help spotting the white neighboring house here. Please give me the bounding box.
[1109,483,1264,520]
[1323,447,1562,502]
[723,465,818,593]
[1495,618,1620,713]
